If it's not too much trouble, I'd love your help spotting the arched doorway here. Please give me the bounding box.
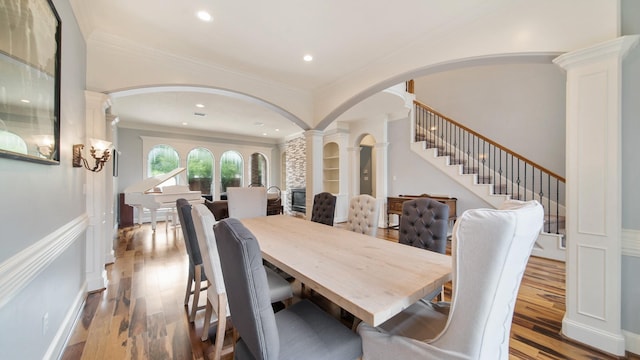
[359,134,376,197]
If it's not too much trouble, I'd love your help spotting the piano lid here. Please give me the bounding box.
[124,167,186,193]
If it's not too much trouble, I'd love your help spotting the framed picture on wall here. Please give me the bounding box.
[0,0,62,165]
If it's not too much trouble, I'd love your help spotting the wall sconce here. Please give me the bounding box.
[33,135,55,159]
[73,138,112,172]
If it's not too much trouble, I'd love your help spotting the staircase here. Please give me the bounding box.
[411,100,566,261]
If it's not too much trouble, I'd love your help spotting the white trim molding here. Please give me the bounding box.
[624,330,640,356]
[0,215,89,309]
[622,229,640,258]
[44,282,87,360]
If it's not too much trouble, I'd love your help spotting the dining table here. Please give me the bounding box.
[240,215,452,327]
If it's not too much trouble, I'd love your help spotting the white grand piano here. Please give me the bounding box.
[124,167,203,231]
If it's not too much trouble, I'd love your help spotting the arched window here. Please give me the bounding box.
[220,150,243,193]
[250,152,267,187]
[187,147,214,196]
[148,145,180,185]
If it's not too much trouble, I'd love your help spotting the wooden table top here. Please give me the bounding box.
[240,215,452,326]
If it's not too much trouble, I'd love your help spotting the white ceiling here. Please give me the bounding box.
[71,0,499,140]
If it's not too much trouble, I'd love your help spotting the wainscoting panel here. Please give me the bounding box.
[0,214,88,309]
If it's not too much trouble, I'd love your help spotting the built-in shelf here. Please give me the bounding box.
[323,142,340,194]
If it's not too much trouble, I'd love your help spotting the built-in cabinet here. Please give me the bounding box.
[323,142,340,194]
[323,132,349,223]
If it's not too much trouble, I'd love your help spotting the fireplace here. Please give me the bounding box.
[290,188,306,213]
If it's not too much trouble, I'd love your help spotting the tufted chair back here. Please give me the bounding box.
[399,198,449,253]
[310,192,337,226]
[347,194,380,236]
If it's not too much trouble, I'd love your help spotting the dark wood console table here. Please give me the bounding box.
[387,194,457,229]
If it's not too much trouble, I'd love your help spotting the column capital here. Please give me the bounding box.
[554,35,639,69]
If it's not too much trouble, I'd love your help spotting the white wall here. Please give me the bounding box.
[0,0,88,358]
[413,63,566,177]
[315,0,618,126]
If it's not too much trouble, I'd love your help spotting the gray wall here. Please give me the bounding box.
[621,0,640,336]
[394,62,567,216]
[0,0,87,358]
[413,63,566,177]
[388,117,488,217]
[621,5,640,231]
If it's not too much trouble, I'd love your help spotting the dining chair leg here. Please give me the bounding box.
[190,265,203,322]
[351,318,362,332]
[201,299,213,342]
[184,271,194,306]
[212,294,228,360]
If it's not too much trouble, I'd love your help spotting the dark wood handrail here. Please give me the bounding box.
[414,100,565,183]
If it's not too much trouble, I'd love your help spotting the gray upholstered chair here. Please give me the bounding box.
[191,205,293,341]
[214,218,363,360]
[346,194,380,236]
[399,198,449,301]
[310,192,337,226]
[358,200,543,360]
[227,187,267,219]
[176,198,208,322]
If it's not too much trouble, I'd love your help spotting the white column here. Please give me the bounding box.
[374,142,389,228]
[347,146,360,198]
[305,130,324,220]
[554,35,639,356]
[84,91,111,292]
[104,113,118,265]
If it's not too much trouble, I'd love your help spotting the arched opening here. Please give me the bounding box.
[358,134,376,197]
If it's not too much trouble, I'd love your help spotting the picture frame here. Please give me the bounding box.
[0,0,62,165]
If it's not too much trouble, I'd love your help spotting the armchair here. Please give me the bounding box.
[358,200,543,360]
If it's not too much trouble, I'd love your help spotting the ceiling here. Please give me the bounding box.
[71,0,499,140]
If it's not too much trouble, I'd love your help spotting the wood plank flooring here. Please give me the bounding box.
[61,221,639,360]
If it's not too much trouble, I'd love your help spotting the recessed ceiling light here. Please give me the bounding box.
[262,132,268,136]
[195,103,205,108]
[275,128,280,132]
[303,54,313,62]
[197,11,213,22]
[182,122,188,126]
[20,99,30,103]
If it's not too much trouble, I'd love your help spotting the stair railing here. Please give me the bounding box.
[413,100,566,234]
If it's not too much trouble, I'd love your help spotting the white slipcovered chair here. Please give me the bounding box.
[358,200,543,360]
[191,204,233,359]
[227,187,267,219]
[346,194,380,236]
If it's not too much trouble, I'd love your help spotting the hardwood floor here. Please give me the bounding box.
[61,221,638,360]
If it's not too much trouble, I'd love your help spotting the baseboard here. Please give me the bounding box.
[45,282,87,360]
[562,317,626,356]
[624,330,640,356]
